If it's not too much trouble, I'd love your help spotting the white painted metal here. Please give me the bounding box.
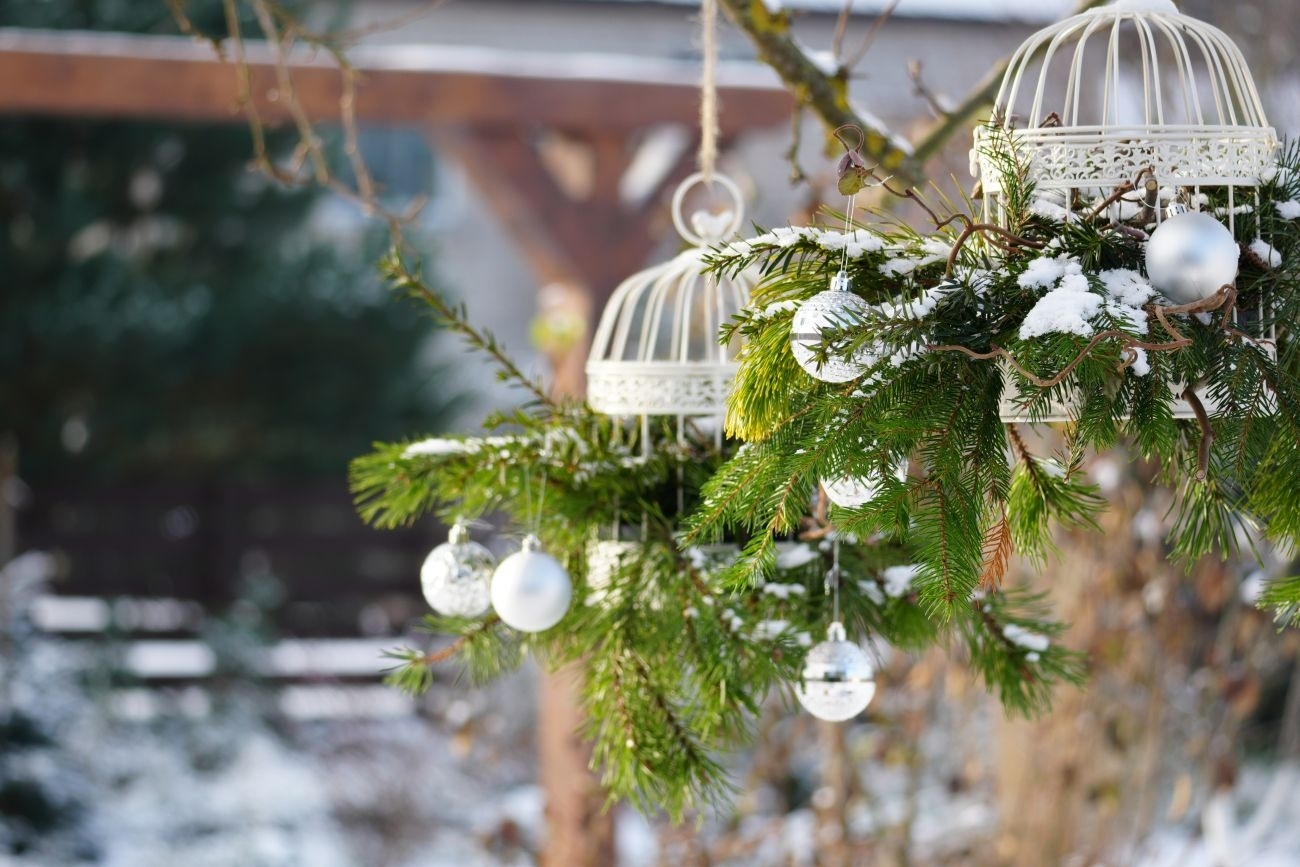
[970,0,1277,423]
[974,0,1276,213]
[587,172,758,416]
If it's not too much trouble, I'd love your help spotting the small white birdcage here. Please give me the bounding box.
[970,0,1278,422]
[586,173,757,417]
[974,0,1275,223]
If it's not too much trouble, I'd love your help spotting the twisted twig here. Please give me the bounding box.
[1183,387,1214,482]
[930,287,1235,390]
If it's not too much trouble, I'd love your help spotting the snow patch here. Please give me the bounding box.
[1251,238,1282,269]
[1276,200,1300,220]
[1018,280,1103,339]
[1017,255,1083,290]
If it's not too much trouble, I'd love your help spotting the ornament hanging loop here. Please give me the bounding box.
[833,123,865,156]
[671,171,746,246]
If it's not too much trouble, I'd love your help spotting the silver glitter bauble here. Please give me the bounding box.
[795,621,876,722]
[490,534,572,633]
[420,521,493,618]
[1145,209,1239,305]
[790,271,871,383]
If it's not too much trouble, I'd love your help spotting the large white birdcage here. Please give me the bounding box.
[970,0,1278,422]
[973,0,1276,226]
[586,173,756,417]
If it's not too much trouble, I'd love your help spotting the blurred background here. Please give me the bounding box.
[2,1,1299,865]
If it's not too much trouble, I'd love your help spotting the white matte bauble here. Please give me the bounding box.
[791,271,871,383]
[1145,210,1239,305]
[490,534,572,632]
[822,461,908,509]
[420,521,494,618]
[795,621,876,722]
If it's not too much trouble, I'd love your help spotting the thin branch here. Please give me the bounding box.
[1183,387,1213,482]
[384,251,560,411]
[907,60,947,119]
[830,0,853,64]
[716,0,927,186]
[930,287,1235,391]
[845,0,901,68]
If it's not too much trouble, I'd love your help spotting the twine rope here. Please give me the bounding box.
[699,0,719,182]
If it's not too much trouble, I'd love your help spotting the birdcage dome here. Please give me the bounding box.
[587,173,757,417]
[973,0,1277,209]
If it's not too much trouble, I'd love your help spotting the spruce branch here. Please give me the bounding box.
[380,248,558,411]
[1259,576,1300,626]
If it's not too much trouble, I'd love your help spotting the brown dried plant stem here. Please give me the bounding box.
[929,287,1237,392]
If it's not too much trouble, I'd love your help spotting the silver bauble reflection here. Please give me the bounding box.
[1145,209,1239,305]
[420,521,494,618]
[795,621,877,722]
[490,534,572,633]
[790,271,871,383]
[822,461,908,509]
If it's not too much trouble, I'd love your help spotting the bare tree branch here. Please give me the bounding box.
[719,0,1111,187]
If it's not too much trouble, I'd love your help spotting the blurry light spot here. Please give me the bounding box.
[61,415,90,454]
[129,168,163,210]
[154,136,185,170]
[357,603,391,636]
[67,221,112,262]
[444,698,473,728]
[161,505,199,539]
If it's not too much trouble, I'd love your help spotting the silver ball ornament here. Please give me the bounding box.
[795,621,876,722]
[1145,209,1239,305]
[490,534,572,633]
[420,521,494,618]
[791,271,870,383]
[822,461,908,509]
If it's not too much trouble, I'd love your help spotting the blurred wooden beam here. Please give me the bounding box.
[0,28,790,132]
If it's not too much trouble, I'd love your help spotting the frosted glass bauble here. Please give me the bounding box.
[1145,210,1239,305]
[795,621,876,722]
[822,461,908,509]
[490,535,572,632]
[420,521,493,618]
[790,271,871,383]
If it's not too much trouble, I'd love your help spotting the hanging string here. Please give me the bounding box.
[831,534,842,624]
[841,193,857,275]
[535,467,548,537]
[699,0,719,182]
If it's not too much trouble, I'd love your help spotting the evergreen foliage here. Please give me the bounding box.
[0,0,453,481]
[353,245,1085,817]
[354,137,1300,817]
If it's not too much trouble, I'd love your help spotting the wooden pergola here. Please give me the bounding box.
[0,28,789,307]
[0,26,791,867]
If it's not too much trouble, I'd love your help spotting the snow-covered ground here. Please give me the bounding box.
[4,634,1300,867]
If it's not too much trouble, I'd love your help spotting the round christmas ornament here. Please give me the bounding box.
[490,534,572,633]
[822,461,908,509]
[790,270,871,383]
[795,620,876,722]
[420,520,494,618]
[1145,207,1240,305]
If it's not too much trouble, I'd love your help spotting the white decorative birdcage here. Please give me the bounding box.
[970,0,1278,422]
[586,173,757,417]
